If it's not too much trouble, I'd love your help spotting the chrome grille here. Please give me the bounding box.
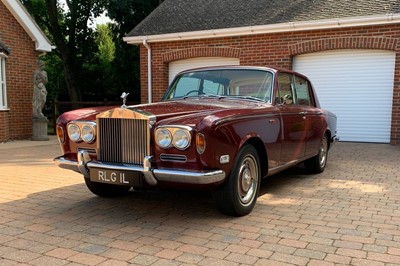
[97,118,149,165]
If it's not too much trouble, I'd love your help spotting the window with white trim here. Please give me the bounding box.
[0,53,7,110]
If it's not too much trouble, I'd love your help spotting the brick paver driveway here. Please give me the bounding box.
[1,138,400,266]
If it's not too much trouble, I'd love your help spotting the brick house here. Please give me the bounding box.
[124,0,400,145]
[0,0,52,142]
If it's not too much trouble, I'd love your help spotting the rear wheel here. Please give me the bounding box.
[305,134,329,173]
[213,145,261,216]
[84,178,131,197]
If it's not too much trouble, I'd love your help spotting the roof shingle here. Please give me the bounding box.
[127,0,400,37]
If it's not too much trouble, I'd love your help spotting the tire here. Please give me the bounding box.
[84,177,131,197]
[213,145,261,216]
[305,134,329,174]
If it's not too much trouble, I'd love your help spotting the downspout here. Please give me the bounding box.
[142,39,152,103]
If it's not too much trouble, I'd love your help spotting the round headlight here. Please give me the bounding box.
[67,123,81,142]
[172,129,191,150]
[155,128,172,148]
[82,125,95,143]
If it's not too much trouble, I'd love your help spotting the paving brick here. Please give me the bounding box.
[367,252,400,264]
[269,252,310,265]
[351,258,385,266]
[325,253,351,264]
[307,259,334,266]
[1,249,41,263]
[100,248,137,261]
[198,257,239,266]
[129,254,158,265]
[155,249,182,259]
[29,255,69,266]
[336,247,367,258]
[176,252,204,264]
[97,259,130,266]
[225,252,259,264]
[1,139,400,266]
[177,244,208,255]
[278,238,308,249]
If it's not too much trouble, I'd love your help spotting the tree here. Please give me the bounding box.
[22,0,107,102]
[22,0,161,104]
[106,0,160,102]
[96,24,115,65]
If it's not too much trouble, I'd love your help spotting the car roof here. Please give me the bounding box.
[176,65,303,76]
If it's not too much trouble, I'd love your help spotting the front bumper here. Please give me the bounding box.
[54,150,226,186]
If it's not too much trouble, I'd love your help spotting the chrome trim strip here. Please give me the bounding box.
[54,156,80,173]
[77,150,91,177]
[155,169,225,184]
[54,155,225,185]
[156,125,193,131]
[215,113,277,126]
[160,154,187,162]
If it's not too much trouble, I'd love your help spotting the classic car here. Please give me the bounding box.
[54,66,338,216]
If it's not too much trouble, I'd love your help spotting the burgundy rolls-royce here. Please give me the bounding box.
[54,66,338,216]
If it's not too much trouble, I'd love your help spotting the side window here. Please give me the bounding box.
[0,54,7,110]
[293,75,312,106]
[277,73,294,105]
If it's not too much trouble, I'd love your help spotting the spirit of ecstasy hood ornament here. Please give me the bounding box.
[120,92,129,108]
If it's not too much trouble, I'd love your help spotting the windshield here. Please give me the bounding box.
[163,69,273,103]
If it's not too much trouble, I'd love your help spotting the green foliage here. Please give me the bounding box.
[21,0,160,103]
[106,0,160,102]
[96,24,115,65]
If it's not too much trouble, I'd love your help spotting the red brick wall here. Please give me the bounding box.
[139,24,400,144]
[0,2,39,142]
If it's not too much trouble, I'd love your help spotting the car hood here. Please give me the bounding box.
[58,98,272,126]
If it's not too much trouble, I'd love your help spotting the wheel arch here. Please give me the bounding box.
[242,137,268,178]
[324,129,332,150]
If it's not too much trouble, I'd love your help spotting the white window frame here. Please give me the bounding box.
[0,52,7,110]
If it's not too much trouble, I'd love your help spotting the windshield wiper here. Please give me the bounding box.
[226,95,266,102]
[199,94,226,99]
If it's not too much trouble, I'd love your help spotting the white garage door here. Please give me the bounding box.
[293,49,396,143]
[169,57,240,84]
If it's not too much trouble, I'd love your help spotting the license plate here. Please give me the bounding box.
[90,168,139,186]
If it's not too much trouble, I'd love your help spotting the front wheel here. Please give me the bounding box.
[305,134,329,174]
[213,145,261,216]
[84,178,131,197]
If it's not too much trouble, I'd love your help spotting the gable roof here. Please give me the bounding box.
[124,0,400,44]
[1,0,52,52]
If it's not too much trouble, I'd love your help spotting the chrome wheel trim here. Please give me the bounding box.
[237,154,259,205]
[319,136,328,168]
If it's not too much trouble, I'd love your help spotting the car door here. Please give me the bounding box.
[276,72,307,164]
[292,74,325,158]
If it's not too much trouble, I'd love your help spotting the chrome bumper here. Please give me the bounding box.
[54,150,226,186]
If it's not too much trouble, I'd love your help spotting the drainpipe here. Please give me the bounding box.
[142,39,152,103]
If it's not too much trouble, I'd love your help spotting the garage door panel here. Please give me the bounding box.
[293,49,395,143]
[169,57,240,84]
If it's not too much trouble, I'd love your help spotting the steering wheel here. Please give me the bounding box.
[185,90,201,96]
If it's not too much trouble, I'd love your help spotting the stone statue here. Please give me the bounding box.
[32,59,48,118]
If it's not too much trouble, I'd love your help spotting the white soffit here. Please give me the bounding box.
[1,0,52,52]
[124,13,400,44]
